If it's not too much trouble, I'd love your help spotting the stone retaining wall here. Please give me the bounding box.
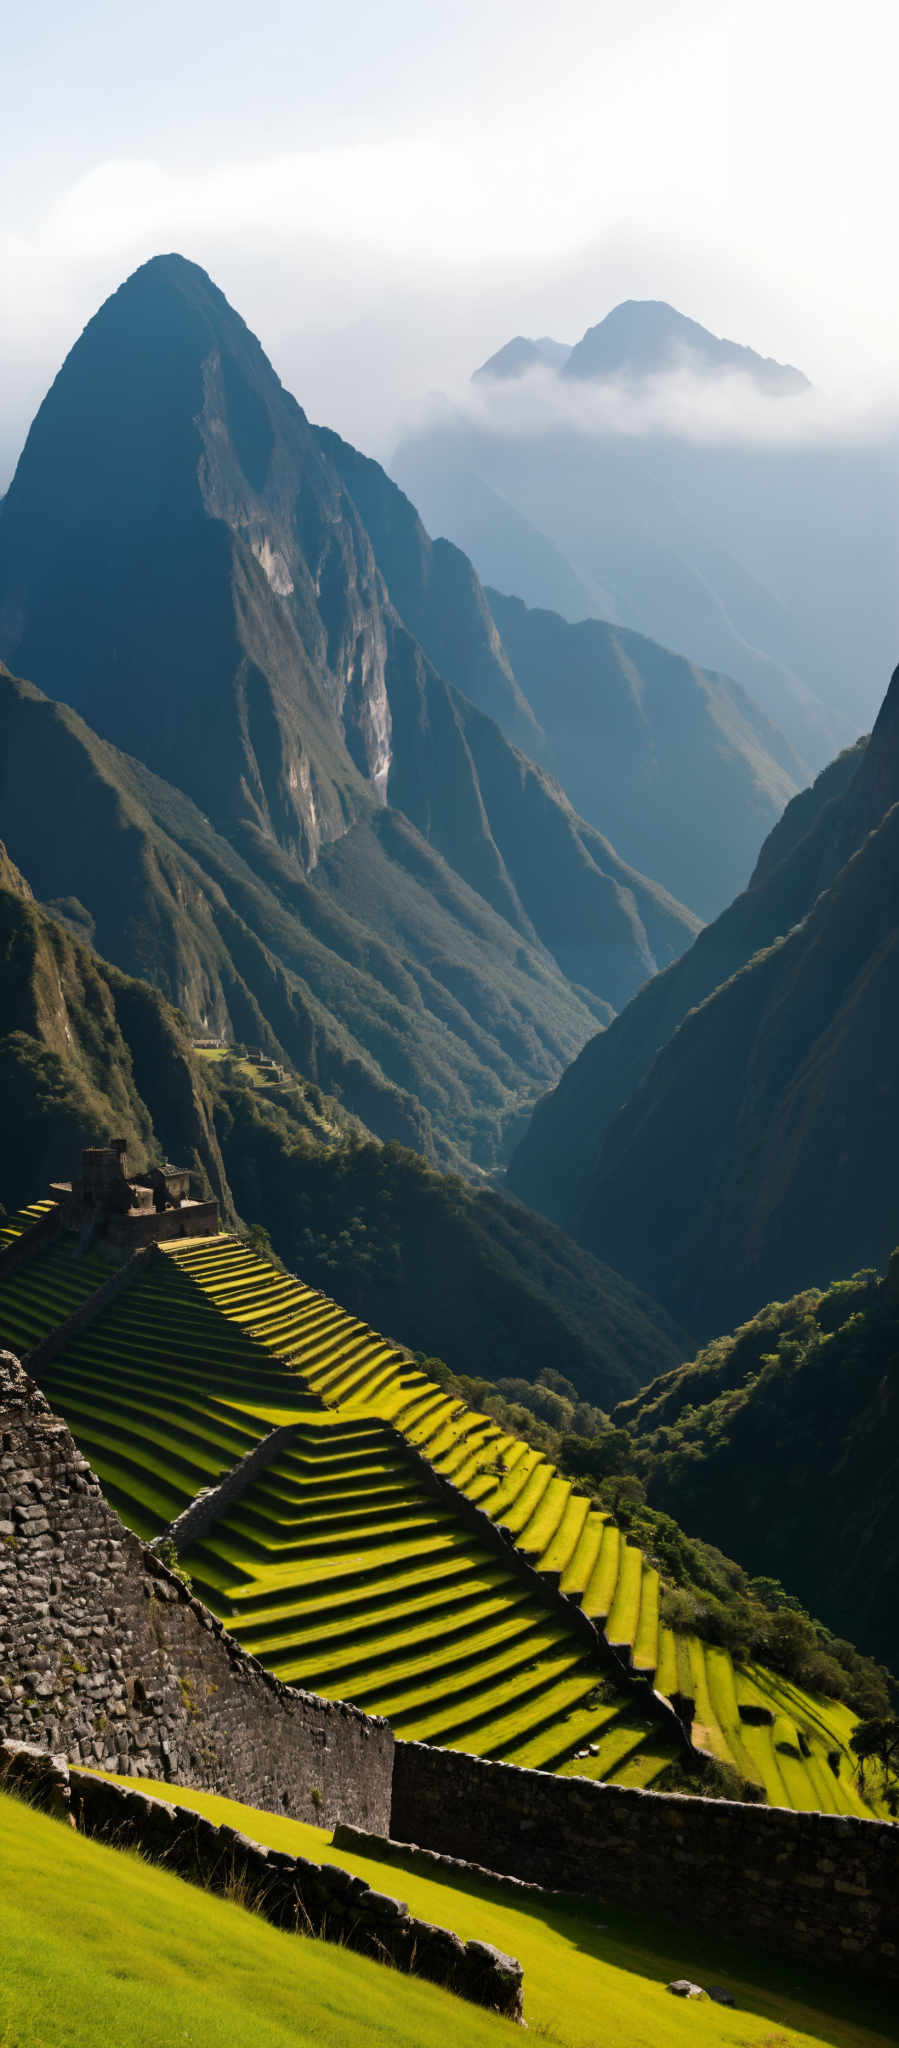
[22,1242,159,1373]
[156,1422,305,1555]
[0,1353,393,1832]
[334,1822,570,1899]
[1,1743,522,2020]
[392,1742,899,1983]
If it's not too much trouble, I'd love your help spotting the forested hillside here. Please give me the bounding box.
[614,1258,899,1668]
[0,846,230,1216]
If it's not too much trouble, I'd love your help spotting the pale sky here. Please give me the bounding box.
[3,0,899,479]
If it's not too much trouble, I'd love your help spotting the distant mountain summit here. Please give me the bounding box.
[473,335,572,381]
[472,302,809,393]
[561,300,810,391]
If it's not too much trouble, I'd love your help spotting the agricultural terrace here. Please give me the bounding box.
[0,1199,57,1252]
[0,1227,883,1812]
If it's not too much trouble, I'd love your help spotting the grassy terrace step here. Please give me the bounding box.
[38,1368,261,1456]
[0,1199,55,1248]
[582,1522,621,1622]
[516,1475,571,1560]
[417,1661,609,1755]
[502,1696,626,1770]
[606,1542,644,1655]
[224,1556,514,1637]
[196,1503,458,1570]
[255,1585,537,1673]
[633,1568,660,1675]
[188,1524,469,1600]
[329,1620,576,1721]
[559,1516,605,1599]
[491,1458,554,1536]
[254,1473,415,1517]
[36,1390,255,1479]
[47,1418,214,1512]
[3,1225,880,1810]
[391,1643,591,1743]
[0,1240,112,1349]
[537,1492,590,1577]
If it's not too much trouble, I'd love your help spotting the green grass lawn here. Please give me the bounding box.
[0,1790,515,2048]
[103,1776,897,2048]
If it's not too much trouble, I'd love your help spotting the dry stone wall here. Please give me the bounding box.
[392,1743,899,1983]
[157,1420,305,1555]
[1,1743,523,2020]
[22,1242,158,1373]
[0,1352,392,1831]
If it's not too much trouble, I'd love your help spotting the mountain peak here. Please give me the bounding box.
[473,335,572,382]
[563,300,809,391]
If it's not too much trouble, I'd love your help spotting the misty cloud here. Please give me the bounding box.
[418,359,899,453]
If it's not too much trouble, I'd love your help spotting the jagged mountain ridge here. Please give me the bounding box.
[487,589,803,919]
[0,664,619,1164]
[0,255,702,1163]
[511,666,899,1337]
[315,432,805,922]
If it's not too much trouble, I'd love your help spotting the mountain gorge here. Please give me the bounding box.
[0,256,705,1168]
[511,664,899,1338]
[486,589,803,918]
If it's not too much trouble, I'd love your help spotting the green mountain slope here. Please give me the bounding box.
[488,589,802,918]
[508,725,869,1230]
[615,1257,899,1668]
[0,850,230,1214]
[3,663,621,1162]
[565,669,899,1334]
[0,254,699,1171]
[0,850,676,1405]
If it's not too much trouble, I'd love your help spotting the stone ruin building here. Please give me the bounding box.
[48,1141,219,1253]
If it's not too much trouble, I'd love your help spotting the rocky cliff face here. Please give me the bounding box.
[512,668,899,1336]
[0,257,701,1163]
[0,255,386,867]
